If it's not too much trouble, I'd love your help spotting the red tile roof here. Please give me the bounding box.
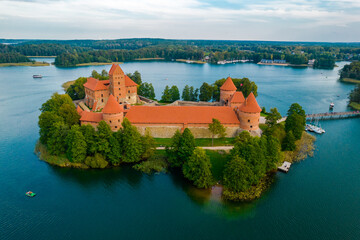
[83,77,108,91]
[230,91,245,103]
[125,75,138,87]
[76,105,83,114]
[109,64,124,75]
[102,95,124,114]
[238,92,262,113]
[220,77,237,91]
[126,106,240,124]
[80,111,103,122]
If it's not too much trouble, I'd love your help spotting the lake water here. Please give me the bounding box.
[0,60,359,240]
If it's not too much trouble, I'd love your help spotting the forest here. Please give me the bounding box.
[340,61,360,80]
[1,39,360,68]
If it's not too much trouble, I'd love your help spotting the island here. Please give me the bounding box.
[35,63,315,202]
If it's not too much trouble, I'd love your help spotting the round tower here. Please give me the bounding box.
[220,77,237,105]
[237,92,261,131]
[102,94,124,131]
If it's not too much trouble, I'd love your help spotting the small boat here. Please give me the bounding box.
[33,75,42,78]
[26,191,36,197]
[329,102,334,109]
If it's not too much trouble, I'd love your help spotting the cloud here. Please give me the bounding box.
[0,0,359,41]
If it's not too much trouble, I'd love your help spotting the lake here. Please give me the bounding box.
[0,60,359,240]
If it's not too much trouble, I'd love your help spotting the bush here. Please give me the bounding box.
[84,153,108,168]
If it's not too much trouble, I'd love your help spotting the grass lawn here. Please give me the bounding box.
[341,78,360,84]
[349,102,360,110]
[0,62,50,67]
[62,80,76,90]
[260,112,268,117]
[154,138,235,147]
[206,150,229,181]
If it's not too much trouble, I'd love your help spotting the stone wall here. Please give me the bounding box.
[134,124,243,138]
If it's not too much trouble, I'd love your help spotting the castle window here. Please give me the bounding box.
[101,94,103,97]
[250,125,253,128]
[101,99,103,102]
[119,88,120,90]
[128,96,130,99]
[248,119,250,122]
[128,90,130,93]
[118,119,120,122]
[110,120,112,123]
[115,126,118,129]
[118,82,120,85]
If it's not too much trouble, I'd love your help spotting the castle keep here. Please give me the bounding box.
[78,64,262,138]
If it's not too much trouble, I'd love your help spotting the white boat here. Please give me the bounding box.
[33,75,42,78]
[329,102,334,109]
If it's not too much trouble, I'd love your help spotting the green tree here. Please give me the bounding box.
[141,130,156,160]
[189,86,199,101]
[265,136,281,171]
[47,121,69,155]
[80,124,97,155]
[178,128,196,163]
[96,121,112,157]
[169,85,180,102]
[58,103,80,127]
[166,130,183,167]
[38,111,63,144]
[285,103,306,140]
[161,85,172,103]
[208,118,226,146]
[265,108,282,127]
[182,148,214,188]
[121,118,143,163]
[223,156,253,192]
[84,153,109,168]
[282,130,296,151]
[107,131,122,165]
[40,93,73,113]
[127,71,142,85]
[66,77,87,100]
[182,85,191,101]
[138,82,155,100]
[66,125,87,163]
[199,82,213,102]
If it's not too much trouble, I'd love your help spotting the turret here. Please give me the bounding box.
[236,92,261,131]
[109,64,126,104]
[102,94,124,131]
[220,77,237,105]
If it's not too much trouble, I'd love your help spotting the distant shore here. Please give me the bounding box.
[257,62,310,67]
[0,62,50,67]
[341,78,360,84]
[76,62,123,66]
[27,56,56,58]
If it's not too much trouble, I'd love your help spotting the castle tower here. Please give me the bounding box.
[236,92,261,131]
[102,94,124,131]
[220,77,237,105]
[109,64,126,104]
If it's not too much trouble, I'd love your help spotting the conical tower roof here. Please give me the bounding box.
[238,92,262,113]
[103,95,124,114]
[220,77,237,91]
[109,64,124,75]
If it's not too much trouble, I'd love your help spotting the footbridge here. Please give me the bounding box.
[277,111,360,123]
[306,111,360,120]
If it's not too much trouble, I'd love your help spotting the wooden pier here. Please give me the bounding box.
[278,161,291,173]
[306,111,360,121]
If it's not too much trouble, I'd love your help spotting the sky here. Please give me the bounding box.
[0,0,360,42]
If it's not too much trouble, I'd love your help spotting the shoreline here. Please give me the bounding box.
[349,102,360,110]
[341,78,360,84]
[75,62,123,66]
[0,62,50,67]
[35,131,315,202]
[27,56,56,58]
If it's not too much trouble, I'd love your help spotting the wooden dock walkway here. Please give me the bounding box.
[278,111,360,123]
[306,111,360,120]
[278,161,291,173]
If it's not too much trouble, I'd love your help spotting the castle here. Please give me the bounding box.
[78,64,262,138]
